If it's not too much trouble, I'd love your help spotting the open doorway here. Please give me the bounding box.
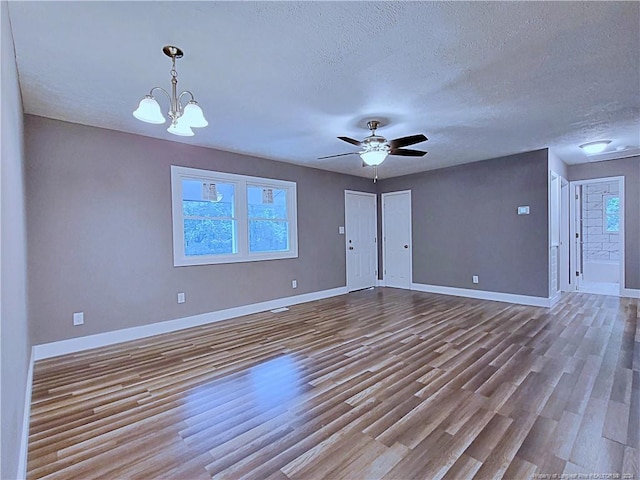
[570,177,625,295]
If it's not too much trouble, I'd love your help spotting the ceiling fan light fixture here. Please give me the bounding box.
[579,140,611,155]
[318,121,427,174]
[360,150,388,166]
[133,95,166,124]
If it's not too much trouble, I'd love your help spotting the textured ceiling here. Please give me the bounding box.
[7,1,640,179]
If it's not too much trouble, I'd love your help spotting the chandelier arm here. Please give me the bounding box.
[177,90,196,109]
[149,86,171,103]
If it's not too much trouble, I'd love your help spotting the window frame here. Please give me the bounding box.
[171,166,298,266]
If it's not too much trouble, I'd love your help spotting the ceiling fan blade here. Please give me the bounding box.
[338,136,362,146]
[389,134,428,149]
[389,148,427,157]
[317,152,358,160]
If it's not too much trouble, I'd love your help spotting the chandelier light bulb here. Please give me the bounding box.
[167,119,194,137]
[133,96,166,124]
[182,101,208,128]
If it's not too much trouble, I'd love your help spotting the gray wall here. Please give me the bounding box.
[378,149,550,298]
[1,2,30,478]
[25,115,375,345]
[568,156,640,290]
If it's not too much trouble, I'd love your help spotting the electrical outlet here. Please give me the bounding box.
[177,292,186,304]
[292,280,297,289]
[472,275,479,284]
[73,312,84,326]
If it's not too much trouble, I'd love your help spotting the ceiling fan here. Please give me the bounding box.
[318,120,428,167]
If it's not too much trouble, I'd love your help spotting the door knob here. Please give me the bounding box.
[404,245,409,249]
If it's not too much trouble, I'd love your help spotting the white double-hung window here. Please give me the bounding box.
[171,166,298,266]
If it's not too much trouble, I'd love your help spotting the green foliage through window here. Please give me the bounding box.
[184,219,235,255]
[605,196,620,232]
[247,186,289,252]
[182,180,237,256]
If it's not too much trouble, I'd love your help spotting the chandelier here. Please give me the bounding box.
[133,46,208,137]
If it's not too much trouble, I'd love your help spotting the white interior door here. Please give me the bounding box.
[345,191,377,292]
[382,191,412,289]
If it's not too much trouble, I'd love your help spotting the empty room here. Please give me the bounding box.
[1,1,639,479]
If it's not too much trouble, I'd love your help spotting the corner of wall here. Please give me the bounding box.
[1,2,31,478]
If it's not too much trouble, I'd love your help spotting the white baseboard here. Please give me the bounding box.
[18,349,35,480]
[549,291,562,307]
[411,283,553,308]
[622,288,640,299]
[33,286,348,360]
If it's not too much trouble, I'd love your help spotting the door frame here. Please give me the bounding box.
[344,190,378,292]
[549,171,562,298]
[381,190,412,289]
[549,171,570,296]
[560,177,570,292]
[568,176,625,294]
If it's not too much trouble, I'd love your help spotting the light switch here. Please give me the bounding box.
[339,226,345,234]
[73,312,84,326]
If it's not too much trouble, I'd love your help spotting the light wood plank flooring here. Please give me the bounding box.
[28,288,639,479]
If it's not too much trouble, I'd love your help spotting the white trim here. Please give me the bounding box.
[549,171,561,248]
[33,286,347,360]
[381,190,413,290]
[549,170,564,298]
[622,288,640,299]
[18,349,35,480]
[411,283,553,308]
[569,182,578,292]
[560,180,570,292]
[549,291,562,307]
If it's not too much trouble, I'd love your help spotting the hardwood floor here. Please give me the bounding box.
[28,288,639,479]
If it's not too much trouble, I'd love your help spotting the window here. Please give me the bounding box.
[171,166,297,266]
[182,180,237,256]
[604,194,620,233]
[247,186,290,253]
